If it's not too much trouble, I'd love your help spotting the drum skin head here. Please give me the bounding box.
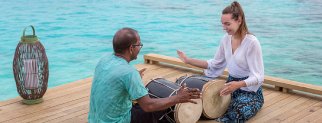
[202,80,231,119]
[175,99,202,123]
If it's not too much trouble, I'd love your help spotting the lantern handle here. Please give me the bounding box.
[22,25,36,37]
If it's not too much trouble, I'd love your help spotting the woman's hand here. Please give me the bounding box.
[220,81,246,96]
[175,84,201,104]
[177,50,189,64]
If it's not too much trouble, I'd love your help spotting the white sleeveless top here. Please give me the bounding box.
[204,34,264,92]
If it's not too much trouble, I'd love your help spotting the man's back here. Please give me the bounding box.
[88,54,147,123]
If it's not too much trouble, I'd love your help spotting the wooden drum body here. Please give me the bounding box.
[146,78,202,123]
[176,75,231,119]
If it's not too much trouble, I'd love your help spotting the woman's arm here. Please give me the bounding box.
[177,50,208,69]
[244,40,264,87]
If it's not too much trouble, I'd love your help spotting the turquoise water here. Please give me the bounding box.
[1,0,322,101]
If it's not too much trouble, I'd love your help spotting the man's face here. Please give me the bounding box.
[130,36,143,60]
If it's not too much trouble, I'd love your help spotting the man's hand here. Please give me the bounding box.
[139,68,146,78]
[177,50,189,64]
[175,84,201,104]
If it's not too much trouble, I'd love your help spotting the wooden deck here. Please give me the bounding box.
[1,54,322,123]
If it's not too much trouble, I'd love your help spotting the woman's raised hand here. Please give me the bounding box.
[177,50,189,64]
[138,68,146,78]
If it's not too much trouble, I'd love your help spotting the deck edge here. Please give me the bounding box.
[144,53,322,96]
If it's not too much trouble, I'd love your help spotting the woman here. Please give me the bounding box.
[177,1,264,122]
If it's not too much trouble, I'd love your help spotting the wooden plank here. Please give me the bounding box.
[295,102,322,123]
[249,94,298,122]
[42,107,88,123]
[262,93,295,110]
[263,89,274,96]
[254,97,309,122]
[283,101,322,122]
[0,83,91,122]
[0,98,22,107]
[266,99,319,123]
[164,70,196,82]
[135,63,163,72]
[0,77,92,112]
[0,64,157,108]
[60,113,88,123]
[0,89,90,122]
[265,76,322,95]
[0,83,89,112]
[310,114,322,123]
[31,100,89,123]
[261,92,285,108]
[57,112,88,123]
[141,66,182,85]
[0,77,91,107]
[144,53,203,71]
[6,96,89,123]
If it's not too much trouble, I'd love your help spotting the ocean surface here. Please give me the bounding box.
[1,0,322,101]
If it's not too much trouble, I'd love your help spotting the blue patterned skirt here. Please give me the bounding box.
[217,75,264,123]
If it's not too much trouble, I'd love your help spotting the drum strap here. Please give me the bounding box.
[164,114,175,123]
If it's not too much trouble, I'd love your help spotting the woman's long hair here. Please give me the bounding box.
[222,1,250,37]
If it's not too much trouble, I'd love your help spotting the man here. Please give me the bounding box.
[88,27,201,123]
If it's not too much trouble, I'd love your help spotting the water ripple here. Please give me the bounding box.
[1,0,322,100]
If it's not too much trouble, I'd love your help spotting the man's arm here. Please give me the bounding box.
[136,85,201,112]
[136,95,177,112]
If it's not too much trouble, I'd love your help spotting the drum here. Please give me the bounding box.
[176,75,231,119]
[146,78,203,123]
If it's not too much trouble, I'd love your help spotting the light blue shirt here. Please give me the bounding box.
[88,54,148,123]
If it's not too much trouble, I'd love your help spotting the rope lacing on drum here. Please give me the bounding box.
[177,75,189,85]
[190,75,213,82]
[159,107,175,123]
[148,90,178,98]
[147,79,177,123]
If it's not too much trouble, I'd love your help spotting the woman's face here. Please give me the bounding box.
[221,14,241,35]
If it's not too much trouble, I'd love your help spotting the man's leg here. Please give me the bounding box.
[131,104,174,123]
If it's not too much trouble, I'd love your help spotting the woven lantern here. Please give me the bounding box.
[13,25,49,105]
